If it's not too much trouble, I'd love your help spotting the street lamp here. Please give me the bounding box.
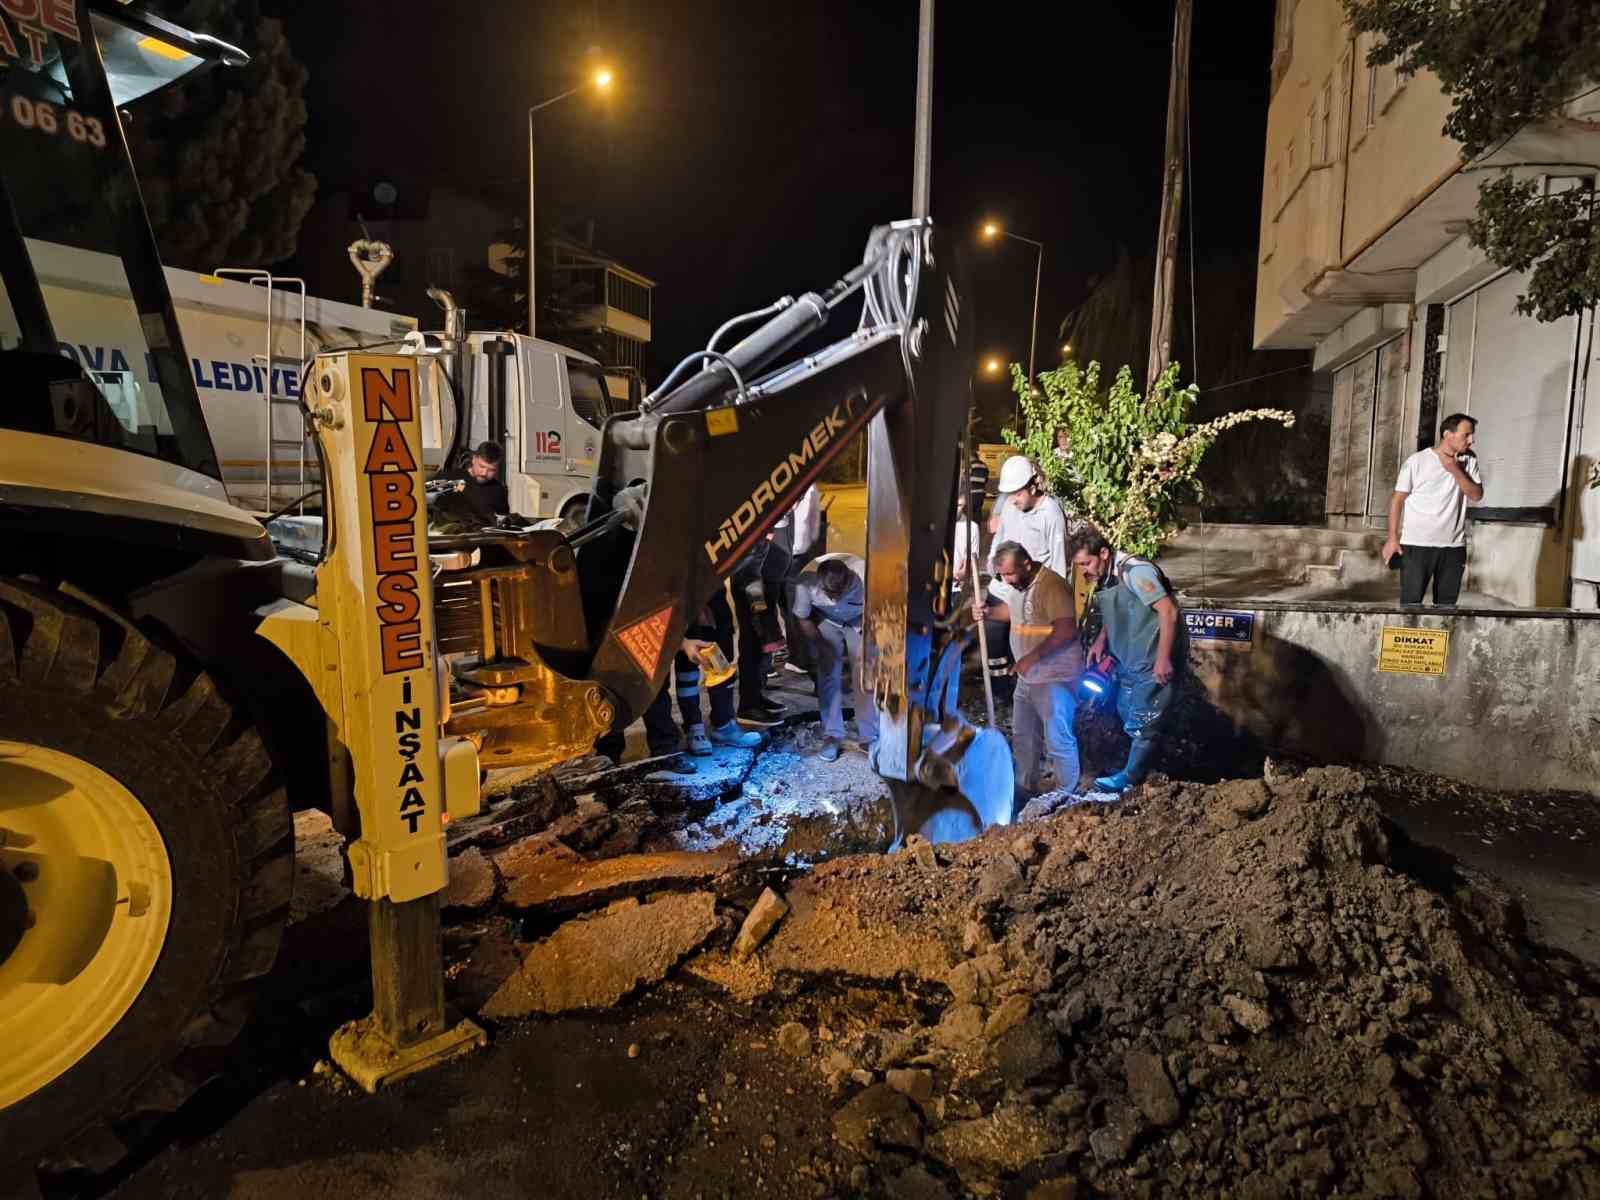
[983,357,1003,375]
[527,64,614,336]
[979,220,1045,416]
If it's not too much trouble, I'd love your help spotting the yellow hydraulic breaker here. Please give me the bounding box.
[261,353,484,1089]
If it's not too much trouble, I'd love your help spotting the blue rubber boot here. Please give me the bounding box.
[1095,735,1158,793]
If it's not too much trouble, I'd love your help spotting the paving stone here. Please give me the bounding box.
[442,846,497,912]
[732,887,790,959]
[481,891,718,1017]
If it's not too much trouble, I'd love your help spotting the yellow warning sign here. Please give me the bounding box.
[1378,626,1450,676]
[706,407,739,437]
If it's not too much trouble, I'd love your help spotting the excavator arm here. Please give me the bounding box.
[434,219,1011,838]
[571,218,1013,839]
[579,326,905,721]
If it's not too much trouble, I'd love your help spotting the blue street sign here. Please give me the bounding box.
[1183,609,1255,645]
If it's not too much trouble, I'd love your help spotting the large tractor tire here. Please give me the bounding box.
[0,579,293,1176]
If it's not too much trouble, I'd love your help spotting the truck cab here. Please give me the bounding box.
[420,331,642,523]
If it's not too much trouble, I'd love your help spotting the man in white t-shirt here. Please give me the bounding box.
[985,456,1068,582]
[951,493,980,596]
[1381,413,1484,606]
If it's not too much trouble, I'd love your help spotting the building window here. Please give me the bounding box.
[1352,31,1378,134]
[1417,304,1445,452]
[1272,0,1297,92]
[1317,78,1333,163]
[1373,60,1399,116]
[602,331,647,373]
[1336,49,1352,152]
[1445,270,1583,511]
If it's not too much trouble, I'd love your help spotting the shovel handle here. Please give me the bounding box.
[970,547,997,728]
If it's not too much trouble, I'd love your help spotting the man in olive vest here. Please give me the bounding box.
[1069,526,1181,794]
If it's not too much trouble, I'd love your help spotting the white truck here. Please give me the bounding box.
[419,327,636,524]
[13,240,626,518]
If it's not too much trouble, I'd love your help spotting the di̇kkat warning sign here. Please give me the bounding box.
[1378,626,1450,676]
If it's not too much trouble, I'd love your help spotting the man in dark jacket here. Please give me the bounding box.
[448,441,510,524]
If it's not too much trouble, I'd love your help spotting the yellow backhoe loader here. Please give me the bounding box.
[0,2,1009,1184]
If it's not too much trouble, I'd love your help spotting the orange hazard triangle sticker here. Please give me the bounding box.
[615,605,673,677]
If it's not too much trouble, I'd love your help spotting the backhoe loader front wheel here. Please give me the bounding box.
[0,579,293,1176]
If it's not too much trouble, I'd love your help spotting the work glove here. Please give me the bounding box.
[614,482,648,531]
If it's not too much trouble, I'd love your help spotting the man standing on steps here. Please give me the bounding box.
[791,554,876,762]
[1382,414,1484,607]
[1070,527,1181,795]
[972,541,1083,796]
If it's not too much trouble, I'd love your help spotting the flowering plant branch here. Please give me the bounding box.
[1002,360,1295,557]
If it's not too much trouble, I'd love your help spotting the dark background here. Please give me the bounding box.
[266,0,1276,403]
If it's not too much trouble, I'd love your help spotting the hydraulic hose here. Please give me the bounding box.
[648,292,828,415]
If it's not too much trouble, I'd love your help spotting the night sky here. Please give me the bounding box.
[269,1,1276,398]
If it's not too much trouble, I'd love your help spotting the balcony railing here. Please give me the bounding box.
[555,265,652,325]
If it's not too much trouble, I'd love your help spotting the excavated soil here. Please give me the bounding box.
[440,755,1600,1197]
[709,763,1600,1197]
[87,714,1600,1200]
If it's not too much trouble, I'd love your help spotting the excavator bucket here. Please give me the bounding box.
[857,225,1016,844]
[877,719,1015,848]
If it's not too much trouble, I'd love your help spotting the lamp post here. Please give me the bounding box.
[980,222,1044,425]
[527,65,613,336]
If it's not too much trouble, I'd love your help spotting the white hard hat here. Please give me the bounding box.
[996,455,1037,494]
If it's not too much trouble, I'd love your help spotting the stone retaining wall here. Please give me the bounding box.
[1181,599,1600,795]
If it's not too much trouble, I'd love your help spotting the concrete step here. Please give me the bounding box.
[1301,563,1344,587]
[1174,523,1385,553]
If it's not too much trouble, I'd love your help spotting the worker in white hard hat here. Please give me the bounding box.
[986,456,1069,575]
[975,456,1069,699]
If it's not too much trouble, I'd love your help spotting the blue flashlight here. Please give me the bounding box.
[1077,655,1118,707]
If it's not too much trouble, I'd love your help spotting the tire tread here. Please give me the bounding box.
[0,581,294,1179]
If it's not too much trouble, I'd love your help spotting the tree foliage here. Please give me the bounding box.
[1342,0,1600,323]
[123,0,316,270]
[1059,246,1327,523]
[1002,360,1295,558]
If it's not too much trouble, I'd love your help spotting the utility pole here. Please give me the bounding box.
[1147,0,1193,395]
[912,0,933,218]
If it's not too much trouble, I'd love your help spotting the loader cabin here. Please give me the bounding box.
[0,1,260,558]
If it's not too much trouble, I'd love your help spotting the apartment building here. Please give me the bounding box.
[1256,0,1600,607]
[548,236,654,407]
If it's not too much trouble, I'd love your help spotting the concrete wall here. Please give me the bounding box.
[1468,523,1571,609]
[1341,57,1456,260]
[1183,599,1600,795]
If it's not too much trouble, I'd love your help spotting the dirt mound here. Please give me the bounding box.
[729,764,1600,1196]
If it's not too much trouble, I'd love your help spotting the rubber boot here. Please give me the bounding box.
[1093,735,1159,793]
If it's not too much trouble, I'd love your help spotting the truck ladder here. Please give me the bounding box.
[214,268,309,512]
